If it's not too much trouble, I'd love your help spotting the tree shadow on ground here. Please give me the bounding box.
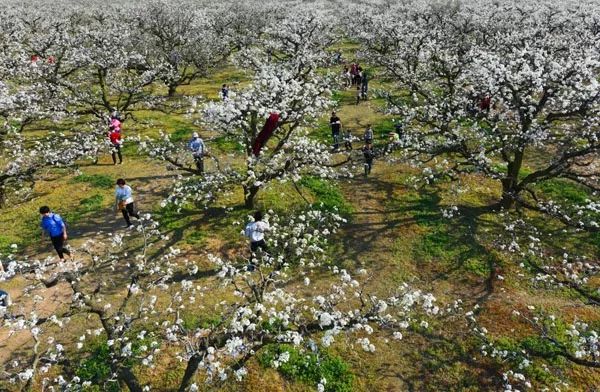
[371,330,501,391]
[338,179,503,304]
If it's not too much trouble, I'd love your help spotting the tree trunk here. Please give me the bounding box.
[168,84,177,97]
[0,183,5,209]
[178,354,202,392]
[244,185,259,209]
[499,149,525,210]
[500,178,516,209]
[118,366,144,392]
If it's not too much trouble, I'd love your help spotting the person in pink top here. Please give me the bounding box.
[109,111,122,133]
[108,111,123,164]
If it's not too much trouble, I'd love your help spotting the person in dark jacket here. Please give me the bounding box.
[362,143,375,176]
[330,111,342,150]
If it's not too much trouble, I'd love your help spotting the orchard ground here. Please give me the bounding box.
[2,43,600,391]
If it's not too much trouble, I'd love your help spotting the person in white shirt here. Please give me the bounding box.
[115,178,140,228]
[244,211,269,253]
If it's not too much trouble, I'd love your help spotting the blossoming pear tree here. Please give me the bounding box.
[360,2,600,224]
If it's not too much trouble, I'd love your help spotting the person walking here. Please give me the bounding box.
[330,111,342,150]
[0,289,11,319]
[188,132,206,173]
[363,125,374,144]
[221,84,229,100]
[244,211,269,253]
[39,206,71,261]
[350,63,358,85]
[343,129,353,151]
[360,70,369,100]
[114,179,140,228]
[362,143,375,176]
[342,66,352,88]
[108,127,123,165]
[0,289,10,308]
[109,112,122,133]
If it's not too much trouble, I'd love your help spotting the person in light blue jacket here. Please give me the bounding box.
[188,132,206,173]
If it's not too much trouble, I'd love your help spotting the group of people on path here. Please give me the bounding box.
[38,177,141,261]
[107,112,125,165]
[330,111,405,176]
[342,63,368,104]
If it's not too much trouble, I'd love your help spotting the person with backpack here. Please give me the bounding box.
[115,179,140,228]
[188,132,206,173]
[363,125,374,144]
[330,111,342,150]
[39,206,71,261]
[362,143,375,176]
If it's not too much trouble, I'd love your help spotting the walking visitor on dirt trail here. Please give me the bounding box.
[0,289,11,308]
[108,112,124,165]
[363,124,374,144]
[188,132,207,173]
[114,179,140,228]
[39,206,71,262]
[221,84,229,100]
[362,142,375,176]
[360,69,369,100]
[343,129,353,151]
[330,111,342,150]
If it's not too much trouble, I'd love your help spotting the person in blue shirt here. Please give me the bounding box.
[0,289,10,308]
[39,206,71,261]
[221,84,229,100]
[115,178,140,228]
[188,132,206,173]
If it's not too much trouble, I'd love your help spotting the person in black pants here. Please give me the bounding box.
[330,111,342,150]
[362,143,375,176]
[39,206,71,261]
[115,179,140,228]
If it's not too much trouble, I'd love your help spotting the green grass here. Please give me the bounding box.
[169,128,195,143]
[180,312,222,330]
[72,174,114,188]
[212,135,244,153]
[537,178,591,205]
[258,344,354,392]
[185,229,207,246]
[61,194,106,224]
[298,176,354,216]
[75,339,120,392]
[493,336,563,385]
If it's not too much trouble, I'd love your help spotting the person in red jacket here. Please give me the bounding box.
[479,94,491,113]
[109,129,123,164]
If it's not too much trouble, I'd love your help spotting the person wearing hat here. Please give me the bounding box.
[188,132,206,173]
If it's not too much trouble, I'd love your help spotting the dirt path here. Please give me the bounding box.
[0,159,179,367]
